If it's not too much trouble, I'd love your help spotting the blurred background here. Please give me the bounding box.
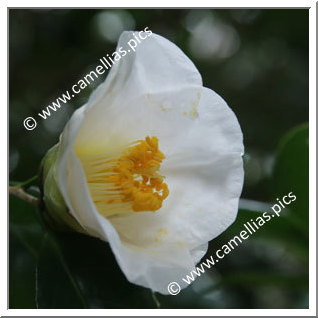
[9,9,309,309]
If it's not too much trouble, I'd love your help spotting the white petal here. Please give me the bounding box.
[74,31,202,153]
[88,31,202,106]
[105,87,244,250]
[57,92,207,295]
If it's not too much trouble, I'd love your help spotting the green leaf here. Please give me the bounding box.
[219,271,308,288]
[9,234,37,309]
[36,232,87,309]
[221,200,308,261]
[9,196,44,259]
[9,196,44,308]
[273,123,309,256]
[224,122,309,260]
[273,123,309,223]
[36,231,157,309]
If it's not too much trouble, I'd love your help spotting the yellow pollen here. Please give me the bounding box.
[79,136,169,217]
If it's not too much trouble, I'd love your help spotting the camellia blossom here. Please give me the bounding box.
[41,31,244,294]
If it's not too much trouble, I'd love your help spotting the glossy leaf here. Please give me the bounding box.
[36,231,157,309]
[9,234,37,308]
[223,203,308,261]
[273,124,309,224]
[9,195,44,308]
[9,195,44,259]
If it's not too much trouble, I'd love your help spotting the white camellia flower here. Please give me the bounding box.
[41,31,244,294]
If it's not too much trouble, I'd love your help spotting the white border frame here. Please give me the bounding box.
[3,1,316,316]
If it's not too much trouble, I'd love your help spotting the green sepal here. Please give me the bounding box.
[40,143,86,234]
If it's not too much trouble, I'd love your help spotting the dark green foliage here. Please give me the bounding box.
[9,9,309,309]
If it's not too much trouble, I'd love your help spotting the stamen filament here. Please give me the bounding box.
[78,136,169,217]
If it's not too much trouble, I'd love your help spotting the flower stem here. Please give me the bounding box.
[151,291,161,308]
[9,186,40,207]
[16,175,38,188]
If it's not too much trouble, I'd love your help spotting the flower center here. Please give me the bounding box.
[80,136,169,218]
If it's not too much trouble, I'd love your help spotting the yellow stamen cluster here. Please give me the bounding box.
[79,136,169,217]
